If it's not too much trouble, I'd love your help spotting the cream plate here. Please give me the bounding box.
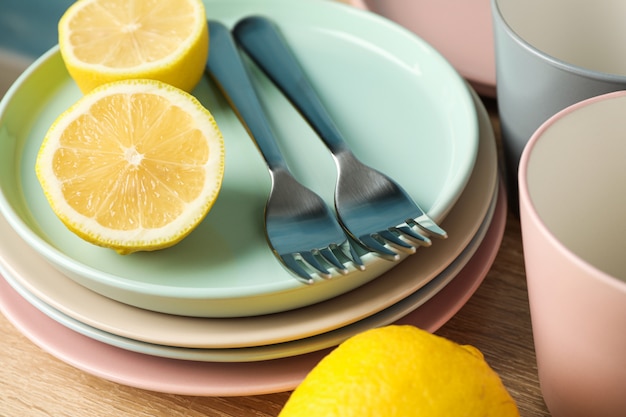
[0,0,478,317]
[0,190,506,395]
[1,183,500,362]
[0,87,494,347]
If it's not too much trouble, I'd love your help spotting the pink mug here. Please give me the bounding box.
[519,91,626,417]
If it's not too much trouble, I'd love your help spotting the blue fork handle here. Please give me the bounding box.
[205,20,288,172]
[233,16,348,155]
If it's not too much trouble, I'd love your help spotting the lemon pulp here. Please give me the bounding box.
[58,0,208,93]
[36,79,225,254]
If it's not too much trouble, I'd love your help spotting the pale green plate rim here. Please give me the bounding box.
[0,0,478,316]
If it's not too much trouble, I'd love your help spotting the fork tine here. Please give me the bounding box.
[319,247,349,274]
[300,252,333,279]
[410,215,448,239]
[395,225,432,247]
[280,254,315,284]
[378,230,416,254]
[359,235,400,261]
[324,243,365,271]
[345,244,365,270]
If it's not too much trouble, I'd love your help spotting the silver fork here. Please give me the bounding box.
[205,21,363,283]
[233,16,447,260]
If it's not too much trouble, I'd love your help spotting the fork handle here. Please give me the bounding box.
[233,16,349,155]
[205,20,289,172]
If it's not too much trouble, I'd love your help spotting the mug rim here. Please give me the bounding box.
[492,0,626,83]
[518,89,626,293]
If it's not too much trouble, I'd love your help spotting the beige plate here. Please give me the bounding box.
[0,88,496,348]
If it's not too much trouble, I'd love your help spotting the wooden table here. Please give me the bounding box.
[0,96,551,416]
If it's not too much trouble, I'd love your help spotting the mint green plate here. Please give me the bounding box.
[0,0,477,317]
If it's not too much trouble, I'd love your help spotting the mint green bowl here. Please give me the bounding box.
[0,0,478,317]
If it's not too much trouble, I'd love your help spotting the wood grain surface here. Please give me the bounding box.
[0,95,551,416]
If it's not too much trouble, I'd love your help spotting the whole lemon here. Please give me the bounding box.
[279,325,520,417]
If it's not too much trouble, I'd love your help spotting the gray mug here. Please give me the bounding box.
[492,0,626,207]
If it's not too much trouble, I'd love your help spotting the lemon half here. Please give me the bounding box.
[58,0,209,93]
[36,79,225,254]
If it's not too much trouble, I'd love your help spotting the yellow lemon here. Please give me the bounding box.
[279,325,520,417]
[58,0,209,93]
[36,79,225,254]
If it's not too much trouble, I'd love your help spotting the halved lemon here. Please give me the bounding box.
[58,0,209,93]
[36,79,225,254]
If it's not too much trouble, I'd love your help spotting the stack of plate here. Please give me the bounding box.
[0,0,506,396]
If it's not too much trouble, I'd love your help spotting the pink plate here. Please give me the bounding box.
[0,185,506,396]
